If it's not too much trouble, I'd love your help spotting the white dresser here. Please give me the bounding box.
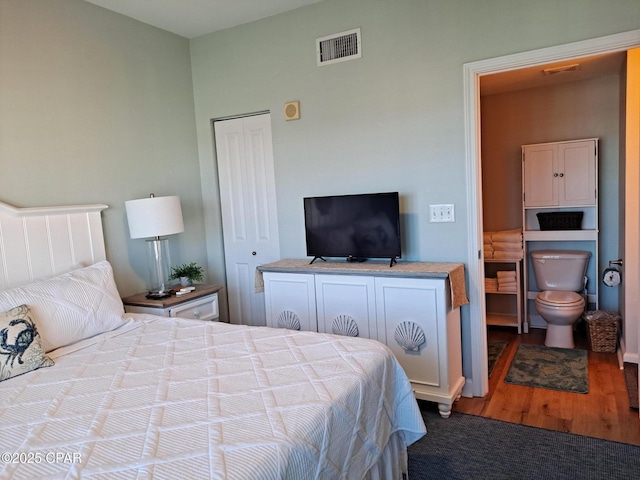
[258,260,468,418]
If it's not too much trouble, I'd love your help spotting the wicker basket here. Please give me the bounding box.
[583,310,621,353]
[536,211,583,230]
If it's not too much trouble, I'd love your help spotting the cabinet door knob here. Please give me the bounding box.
[553,173,559,177]
[252,251,257,256]
[559,173,564,177]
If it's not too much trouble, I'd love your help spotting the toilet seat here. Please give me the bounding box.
[536,290,584,307]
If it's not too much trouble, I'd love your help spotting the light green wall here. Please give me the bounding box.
[190,0,640,382]
[191,0,640,266]
[0,0,207,296]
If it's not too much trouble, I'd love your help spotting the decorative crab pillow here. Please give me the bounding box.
[0,304,54,382]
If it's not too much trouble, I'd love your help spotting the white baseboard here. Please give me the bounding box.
[461,379,475,398]
[620,337,639,365]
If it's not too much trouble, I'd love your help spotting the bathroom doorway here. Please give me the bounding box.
[463,30,640,398]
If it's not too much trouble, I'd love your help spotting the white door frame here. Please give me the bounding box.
[463,29,640,398]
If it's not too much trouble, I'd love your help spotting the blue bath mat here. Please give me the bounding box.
[505,344,588,393]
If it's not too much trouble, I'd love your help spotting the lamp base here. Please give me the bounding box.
[145,237,172,296]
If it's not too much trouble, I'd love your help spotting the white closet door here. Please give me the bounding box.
[214,114,280,326]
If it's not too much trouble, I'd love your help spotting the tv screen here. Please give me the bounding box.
[304,192,401,264]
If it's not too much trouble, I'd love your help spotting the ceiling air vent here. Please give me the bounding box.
[316,28,361,66]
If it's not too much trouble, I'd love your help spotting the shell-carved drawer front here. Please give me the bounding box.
[277,310,301,330]
[394,321,426,351]
[332,314,359,337]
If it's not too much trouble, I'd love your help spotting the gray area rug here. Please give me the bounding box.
[487,340,508,377]
[505,344,588,393]
[624,362,639,410]
[408,401,640,480]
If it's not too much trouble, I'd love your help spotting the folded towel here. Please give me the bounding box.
[492,242,523,252]
[497,281,517,288]
[483,231,495,243]
[492,228,523,243]
[485,278,498,292]
[496,271,516,279]
[493,250,524,260]
[498,285,518,292]
[483,250,494,259]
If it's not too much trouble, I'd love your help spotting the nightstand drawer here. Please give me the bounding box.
[122,285,222,321]
[170,294,218,321]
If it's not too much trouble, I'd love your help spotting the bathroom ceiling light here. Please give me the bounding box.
[542,63,581,75]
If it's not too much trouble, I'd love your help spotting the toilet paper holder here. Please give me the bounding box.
[603,259,622,287]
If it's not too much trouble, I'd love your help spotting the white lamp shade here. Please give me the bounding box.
[125,195,184,239]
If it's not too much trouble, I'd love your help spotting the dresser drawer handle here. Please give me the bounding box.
[193,310,201,319]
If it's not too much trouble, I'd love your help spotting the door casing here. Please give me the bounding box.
[463,29,640,398]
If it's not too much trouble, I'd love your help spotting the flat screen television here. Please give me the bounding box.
[303,192,401,266]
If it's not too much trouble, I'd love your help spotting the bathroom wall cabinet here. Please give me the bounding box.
[522,138,599,328]
[259,260,466,418]
[523,139,597,208]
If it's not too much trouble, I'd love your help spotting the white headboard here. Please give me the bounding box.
[0,201,108,289]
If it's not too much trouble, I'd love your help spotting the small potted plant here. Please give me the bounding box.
[169,262,204,287]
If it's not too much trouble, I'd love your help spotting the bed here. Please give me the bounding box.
[0,201,426,479]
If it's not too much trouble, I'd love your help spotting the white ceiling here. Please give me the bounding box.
[84,0,324,38]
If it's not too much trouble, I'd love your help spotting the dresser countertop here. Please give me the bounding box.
[256,259,468,309]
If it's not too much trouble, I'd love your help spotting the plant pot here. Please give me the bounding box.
[180,277,192,287]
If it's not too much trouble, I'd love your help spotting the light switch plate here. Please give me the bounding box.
[430,204,455,223]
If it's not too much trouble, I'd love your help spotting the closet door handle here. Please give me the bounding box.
[553,173,559,177]
[559,173,564,177]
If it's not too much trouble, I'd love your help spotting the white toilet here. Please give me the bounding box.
[530,250,591,349]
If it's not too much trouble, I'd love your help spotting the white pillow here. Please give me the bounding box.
[0,261,125,352]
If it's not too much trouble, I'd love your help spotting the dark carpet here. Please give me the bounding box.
[408,401,640,480]
[623,362,639,410]
[487,340,508,377]
[504,344,588,393]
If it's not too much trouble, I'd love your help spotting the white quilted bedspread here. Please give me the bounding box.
[0,316,426,479]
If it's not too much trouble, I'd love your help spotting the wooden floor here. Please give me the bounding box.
[452,325,640,445]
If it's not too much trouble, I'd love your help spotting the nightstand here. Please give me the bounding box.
[122,284,223,321]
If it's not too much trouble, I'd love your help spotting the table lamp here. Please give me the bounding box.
[125,194,184,298]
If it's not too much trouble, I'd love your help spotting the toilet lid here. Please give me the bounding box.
[536,290,584,306]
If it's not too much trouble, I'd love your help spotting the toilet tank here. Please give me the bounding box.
[531,250,591,291]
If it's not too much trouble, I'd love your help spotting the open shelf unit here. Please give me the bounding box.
[485,258,523,333]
